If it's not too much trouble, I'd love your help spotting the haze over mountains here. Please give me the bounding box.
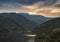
[19,13,50,24]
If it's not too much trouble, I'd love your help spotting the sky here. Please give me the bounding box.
[0,0,60,18]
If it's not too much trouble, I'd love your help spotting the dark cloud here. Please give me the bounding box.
[0,0,57,5]
[0,2,21,11]
[0,0,59,8]
[0,0,41,5]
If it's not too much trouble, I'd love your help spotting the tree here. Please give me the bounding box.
[45,28,60,42]
[35,28,60,42]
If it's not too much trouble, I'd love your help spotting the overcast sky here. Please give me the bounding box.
[0,0,60,18]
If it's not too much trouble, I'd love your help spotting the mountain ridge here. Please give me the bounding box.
[32,17,60,34]
[0,13,37,31]
[19,13,51,24]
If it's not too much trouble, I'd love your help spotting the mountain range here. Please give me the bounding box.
[0,13,52,42]
[0,13,38,31]
[19,13,50,24]
[0,13,51,30]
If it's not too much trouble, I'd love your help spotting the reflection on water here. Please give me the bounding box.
[24,34,36,42]
[24,34,36,37]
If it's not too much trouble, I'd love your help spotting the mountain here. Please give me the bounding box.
[32,17,60,34]
[0,15,32,42]
[19,13,51,24]
[0,13,37,31]
[0,15,23,31]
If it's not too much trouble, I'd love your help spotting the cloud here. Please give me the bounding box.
[0,0,60,18]
[0,2,22,13]
[20,4,60,18]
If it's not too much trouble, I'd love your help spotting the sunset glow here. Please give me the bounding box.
[20,6,60,18]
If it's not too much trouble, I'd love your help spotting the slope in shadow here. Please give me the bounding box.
[0,16,30,42]
[33,17,60,34]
